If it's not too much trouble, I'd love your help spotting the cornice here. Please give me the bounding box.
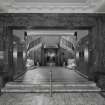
[0,0,105,13]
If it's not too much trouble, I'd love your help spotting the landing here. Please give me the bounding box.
[14,67,92,84]
[0,93,105,105]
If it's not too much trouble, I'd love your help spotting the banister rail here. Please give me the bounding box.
[50,63,53,97]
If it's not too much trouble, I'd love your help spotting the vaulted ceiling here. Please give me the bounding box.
[0,0,105,13]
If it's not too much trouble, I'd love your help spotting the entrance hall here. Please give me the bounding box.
[0,13,105,104]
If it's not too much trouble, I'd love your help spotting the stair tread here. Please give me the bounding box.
[6,81,96,86]
[2,81,99,93]
[6,84,96,86]
[1,89,100,93]
[2,86,100,91]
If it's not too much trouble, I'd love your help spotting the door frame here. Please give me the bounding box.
[3,25,93,80]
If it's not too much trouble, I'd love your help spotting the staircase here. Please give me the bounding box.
[1,81,101,93]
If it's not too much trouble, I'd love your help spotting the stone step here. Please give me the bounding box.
[2,82,100,93]
[1,86,100,93]
[5,81,96,87]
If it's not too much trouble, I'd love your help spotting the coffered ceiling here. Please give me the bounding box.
[0,0,105,13]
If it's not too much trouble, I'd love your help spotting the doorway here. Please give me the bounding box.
[44,48,58,66]
[4,28,91,82]
[12,29,89,68]
[2,27,97,94]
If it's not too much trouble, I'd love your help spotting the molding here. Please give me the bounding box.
[0,0,105,13]
[26,30,75,36]
[14,0,87,3]
[7,3,94,13]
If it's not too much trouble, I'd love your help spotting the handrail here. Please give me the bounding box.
[50,63,53,97]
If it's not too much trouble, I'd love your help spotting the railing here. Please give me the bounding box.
[50,63,53,97]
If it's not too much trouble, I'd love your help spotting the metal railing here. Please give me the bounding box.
[50,63,53,97]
